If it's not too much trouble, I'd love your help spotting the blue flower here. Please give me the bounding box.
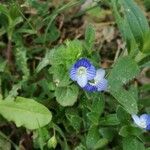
[70,58,96,87]
[84,69,108,92]
[132,114,150,130]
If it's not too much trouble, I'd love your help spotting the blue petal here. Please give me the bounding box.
[140,114,150,130]
[87,65,96,80]
[140,114,149,121]
[146,124,150,130]
[69,67,77,81]
[96,78,108,91]
[74,58,91,69]
[77,74,88,87]
[146,115,150,130]
[83,83,97,92]
[94,69,105,82]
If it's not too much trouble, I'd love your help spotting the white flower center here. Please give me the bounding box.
[77,66,87,76]
[89,80,98,86]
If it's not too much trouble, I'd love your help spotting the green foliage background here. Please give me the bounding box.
[0,0,150,149]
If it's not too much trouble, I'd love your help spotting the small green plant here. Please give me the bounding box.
[0,0,150,149]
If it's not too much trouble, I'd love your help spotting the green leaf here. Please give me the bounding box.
[55,85,79,106]
[0,4,11,20]
[47,135,57,149]
[0,59,7,72]
[87,96,104,125]
[108,56,140,89]
[86,125,101,149]
[65,40,83,65]
[0,97,52,130]
[49,40,82,67]
[50,65,70,87]
[117,106,130,124]
[123,137,145,150]
[33,127,50,149]
[121,0,149,49]
[94,138,108,150]
[119,125,143,137]
[52,123,70,150]
[99,128,115,141]
[100,114,120,126]
[111,0,149,53]
[110,88,138,114]
[87,112,100,125]
[91,96,104,115]
[36,51,50,73]
[49,47,66,66]
[140,61,150,68]
[122,0,149,34]
[6,81,22,99]
[74,144,86,150]
[65,110,82,131]
[111,0,138,53]
[142,31,150,54]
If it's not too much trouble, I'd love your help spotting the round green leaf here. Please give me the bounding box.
[55,85,79,106]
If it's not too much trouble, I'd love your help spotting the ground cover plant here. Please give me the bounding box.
[0,0,150,149]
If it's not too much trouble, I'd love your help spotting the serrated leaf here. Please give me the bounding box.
[108,56,140,89]
[55,85,79,106]
[85,24,95,50]
[50,65,70,87]
[15,47,30,80]
[65,40,82,65]
[36,51,50,73]
[0,97,52,130]
[49,47,66,66]
[110,88,138,114]
[49,40,82,67]
[6,81,22,99]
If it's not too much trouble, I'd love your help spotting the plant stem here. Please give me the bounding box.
[6,39,12,65]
